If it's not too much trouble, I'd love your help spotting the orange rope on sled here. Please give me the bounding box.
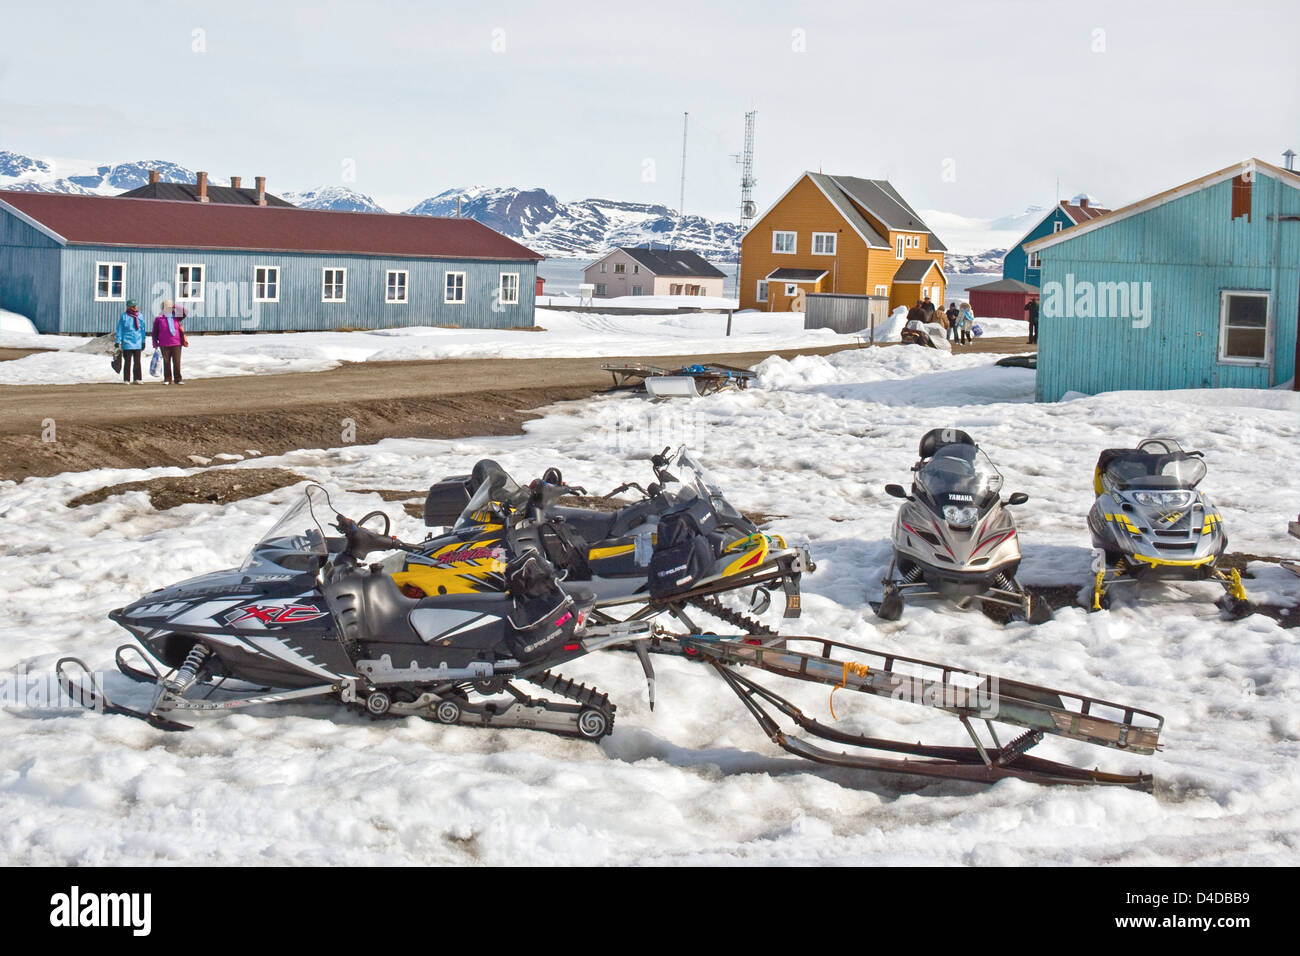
[830,661,871,720]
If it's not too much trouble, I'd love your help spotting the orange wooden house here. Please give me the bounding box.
[738,172,948,313]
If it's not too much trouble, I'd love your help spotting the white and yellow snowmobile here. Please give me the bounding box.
[1086,438,1250,617]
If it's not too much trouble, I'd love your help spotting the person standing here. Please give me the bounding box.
[115,299,146,383]
[152,300,187,385]
[958,302,975,346]
[945,302,960,342]
[1024,297,1040,344]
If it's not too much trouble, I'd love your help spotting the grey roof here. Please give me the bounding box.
[966,277,1039,294]
[806,173,889,248]
[118,181,295,207]
[766,267,828,281]
[892,257,941,283]
[618,247,725,278]
[824,175,947,252]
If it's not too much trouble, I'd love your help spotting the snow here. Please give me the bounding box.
[1,345,1297,864]
[0,310,848,385]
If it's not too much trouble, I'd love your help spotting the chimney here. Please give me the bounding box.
[255,176,267,206]
[1079,196,1089,209]
[196,170,210,203]
[1285,149,1297,172]
[148,169,160,185]
[230,175,242,189]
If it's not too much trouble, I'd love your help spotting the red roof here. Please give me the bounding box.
[1059,200,1110,224]
[0,190,542,262]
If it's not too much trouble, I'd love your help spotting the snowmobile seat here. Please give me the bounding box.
[545,506,617,544]
[918,428,975,461]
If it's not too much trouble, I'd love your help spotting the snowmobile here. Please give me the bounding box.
[396,447,813,636]
[57,482,639,736]
[1087,438,1251,617]
[876,428,1049,623]
[57,480,1165,790]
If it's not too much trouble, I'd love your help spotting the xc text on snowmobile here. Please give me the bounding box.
[1087,438,1250,617]
[877,428,1050,623]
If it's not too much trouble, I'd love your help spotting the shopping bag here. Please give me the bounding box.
[149,349,161,377]
[111,347,123,374]
[972,323,984,337]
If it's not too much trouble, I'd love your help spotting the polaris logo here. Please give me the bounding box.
[49,886,151,936]
[522,629,562,653]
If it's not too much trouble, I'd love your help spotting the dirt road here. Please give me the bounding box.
[0,338,1034,481]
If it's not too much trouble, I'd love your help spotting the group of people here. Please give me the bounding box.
[113,300,189,384]
[908,296,978,346]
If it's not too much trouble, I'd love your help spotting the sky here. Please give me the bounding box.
[0,0,1297,222]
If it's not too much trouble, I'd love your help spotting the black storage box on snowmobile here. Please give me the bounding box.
[647,498,721,600]
[424,475,476,527]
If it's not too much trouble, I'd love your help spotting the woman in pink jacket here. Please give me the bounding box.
[152,301,187,384]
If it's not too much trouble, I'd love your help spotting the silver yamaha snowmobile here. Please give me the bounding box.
[876,428,1049,623]
[58,481,648,736]
[1087,437,1250,617]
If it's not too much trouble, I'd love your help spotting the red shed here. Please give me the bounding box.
[967,277,1038,321]
[535,275,546,296]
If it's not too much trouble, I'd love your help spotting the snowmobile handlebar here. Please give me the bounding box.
[333,515,421,559]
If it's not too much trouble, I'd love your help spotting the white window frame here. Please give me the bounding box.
[896,237,905,259]
[385,269,408,304]
[772,231,797,254]
[633,264,640,274]
[756,280,769,303]
[444,271,466,304]
[321,268,347,303]
[498,272,519,305]
[1027,251,1041,269]
[613,262,626,274]
[95,261,125,302]
[1053,220,1064,233]
[254,265,279,303]
[874,284,889,297]
[176,263,205,302]
[784,283,799,297]
[600,262,607,273]
[595,283,607,296]
[812,232,837,256]
[1217,290,1271,367]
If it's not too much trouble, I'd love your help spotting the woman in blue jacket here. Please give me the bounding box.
[115,299,147,383]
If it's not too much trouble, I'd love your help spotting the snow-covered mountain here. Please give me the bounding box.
[280,185,386,212]
[404,186,742,260]
[0,150,196,195]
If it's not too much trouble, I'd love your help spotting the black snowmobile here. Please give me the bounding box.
[877,428,1050,623]
[58,480,637,737]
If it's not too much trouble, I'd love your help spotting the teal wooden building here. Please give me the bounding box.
[0,190,541,334]
[1002,196,1109,286]
[1026,159,1300,403]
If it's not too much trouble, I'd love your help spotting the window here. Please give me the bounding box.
[784,283,798,297]
[1053,220,1064,233]
[254,266,279,302]
[633,264,640,274]
[631,285,642,296]
[874,285,889,297]
[614,263,626,274]
[756,281,769,302]
[95,262,125,301]
[670,283,683,295]
[772,231,797,254]
[386,270,408,304]
[322,268,347,302]
[600,262,607,273]
[896,237,905,259]
[595,283,607,296]
[444,271,466,304]
[812,232,837,255]
[176,264,204,302]
[499,272,519,305]
[1027,251,1041,269]
[1218,290,1270,365]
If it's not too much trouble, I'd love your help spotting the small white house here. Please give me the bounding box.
[583,247,726,298]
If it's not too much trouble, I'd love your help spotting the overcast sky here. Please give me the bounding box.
[1,0,1296,221]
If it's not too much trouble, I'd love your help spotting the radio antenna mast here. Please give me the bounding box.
[732,110,758,298]
[678,112,689,219]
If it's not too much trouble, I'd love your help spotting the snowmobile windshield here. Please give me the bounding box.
[241,486,329,572]
[1104,453,1206,490]
[671,447,748,525]
[916,445,1004,509]
[453,462,525,531]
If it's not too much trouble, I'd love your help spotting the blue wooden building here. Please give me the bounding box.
[0,190,541,334]
[1027,159,1300,403]
[1003,196,1110,286]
